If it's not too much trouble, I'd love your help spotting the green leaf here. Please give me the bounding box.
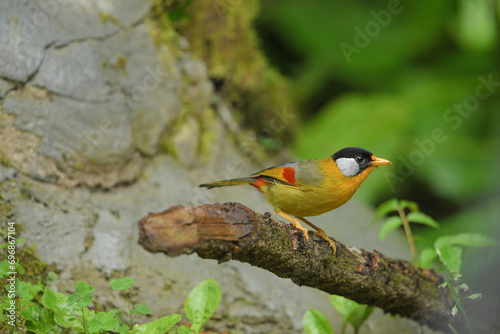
[184,279,221,332]
[177,325,194,334]
[407,212,439,228]
[24,319,43,333]
[67,293,80,306]
[346,305,375,333]
[374,198,399,221]
[22,304,40,322]
[0,260,24,277]
[42,287,82,331]
[418,247,438,269]
[330,295,358,320]
[110,278,136,290]
[378,216,403,241]
[88,318,103,333]
[467,293,482,300]
[45,271,57,284]
[117,324,130,334]
[75,281,95,297]
[436,245,463,278]
[16,280,30,299]
[303,309,334,334]
[131,303,151,315]
[23,303,56,334]
[399,200,419,212]
[88,311,118,332]
[77,294,93,308]
[0,260,9,277]
[12,280,44,301]
[99,311,118,330]
[330,295,374,333]
[29,282,44,301]
[434,233,496,249]
[0,238,24,249]
[129,314,182,334]
[39,308,56,333]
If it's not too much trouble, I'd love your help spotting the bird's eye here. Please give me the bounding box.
[355,156,364,163]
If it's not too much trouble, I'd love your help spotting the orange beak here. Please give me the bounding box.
[370,155,391,167]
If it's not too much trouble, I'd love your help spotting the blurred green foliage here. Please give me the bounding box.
[257,0,499,206]
[256,0,500,300]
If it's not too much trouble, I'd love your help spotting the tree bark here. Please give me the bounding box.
[137,202,499,333]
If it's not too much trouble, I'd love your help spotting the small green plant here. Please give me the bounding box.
[374,198,439,263]
[42,280,183,333]
[421,233,495,333]
[330,295,375,334]
[67,281,95,332]
[1,267,224,334]
[110,277,151,330]
[176,278,222,334]
[302,295,374,334]
[375,198,496,334]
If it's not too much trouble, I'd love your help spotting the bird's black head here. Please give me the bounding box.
[331,147,377,177]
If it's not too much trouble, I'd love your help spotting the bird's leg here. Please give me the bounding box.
[274,208,309,241]
[297,217,336,255]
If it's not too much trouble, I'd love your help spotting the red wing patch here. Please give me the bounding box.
[282,167,297,186]
[252,163,298,188]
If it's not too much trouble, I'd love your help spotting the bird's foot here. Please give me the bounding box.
[275,207,310,241]
[313,230,337,255]
[292,223,310,241]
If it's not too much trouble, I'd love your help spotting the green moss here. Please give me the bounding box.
[148,0,182,50]
[0,217,55,290]
[73,162,84,172]
[196,108,216,156]
[158,105,191,157]
[0,189,13,231]
[148,0,298,154]
[115,57,127,71]
[99,11,122,26]
[102,57,128,74]
[0,146,10,167]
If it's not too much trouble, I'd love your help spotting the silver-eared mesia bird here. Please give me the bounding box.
[200,147,391,254]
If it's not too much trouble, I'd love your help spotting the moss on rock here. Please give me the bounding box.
[149,0,298,153]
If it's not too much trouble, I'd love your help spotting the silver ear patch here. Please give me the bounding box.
[335,158,360,177]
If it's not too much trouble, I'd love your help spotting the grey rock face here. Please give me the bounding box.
[0,0,150,82]
[1,1,180,186]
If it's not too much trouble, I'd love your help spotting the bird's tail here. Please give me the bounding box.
[199,177,256,189]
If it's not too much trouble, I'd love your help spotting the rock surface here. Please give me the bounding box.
[0,1,426,333]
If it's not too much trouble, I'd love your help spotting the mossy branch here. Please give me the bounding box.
[137,202,499,333]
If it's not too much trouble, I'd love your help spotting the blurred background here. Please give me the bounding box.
[253,0,500,301]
